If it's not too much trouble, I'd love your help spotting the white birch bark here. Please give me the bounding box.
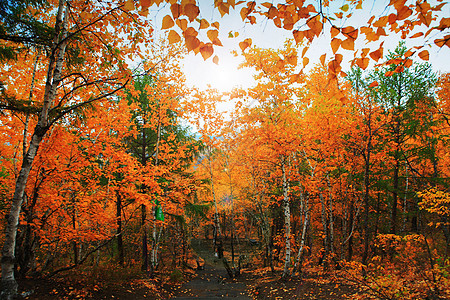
[281,155,291,277]
[1,2,68,298]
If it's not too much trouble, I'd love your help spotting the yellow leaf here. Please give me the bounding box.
[168,30,181,44]
[161,15,174,30]
[340,4,349,12]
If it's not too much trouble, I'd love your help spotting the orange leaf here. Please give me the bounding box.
[340,4,349,12]
[369,49,383,61]
[168,30,181,44]
[207,30,219,42]
[287,55,298,66]
[212,22,220,29]
[199,19,209,29]
[373,16,388,27]
[218,2,230,17]
[239,38,252,51]
[331,38,341,54]
[140,0,152,9]
[268,6,278,19]
[341,38,354,51]
[369,81,379,88]
[404,58,413,68]
[342,26,358,39]
[330,26,340,39]
[240,7,250,20]
[161,15,174,30]
[301,46,309,57]
[124,0,135,11]
[418,50,429,61]
[303,57,309,67]
[385,70,394,77]
[200,43,214,60]
[185,35,200,52]
[356,57,369,70]
[361,48,370,57]
[170,3,182,19]
[397,6,412,20]
[320,53,326,66]
[434,35,450,47]
[410,32,423,38]
[293,30,304,44]
[176,19,188,31]
[213,55,219,65]
[388,13,397,24]
[184,4,199,22]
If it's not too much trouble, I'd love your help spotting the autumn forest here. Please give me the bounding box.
[0,0,449,299]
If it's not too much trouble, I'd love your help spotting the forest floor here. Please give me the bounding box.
[17,239,362,299]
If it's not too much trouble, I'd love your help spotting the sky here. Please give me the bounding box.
[178,0,450,93]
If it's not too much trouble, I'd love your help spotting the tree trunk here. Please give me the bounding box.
[281,156,291,278]
[208,147,222,257]
[293,192,309,275]
[1,2,68,298]
[141,204,148,272]
[116,191,124,267]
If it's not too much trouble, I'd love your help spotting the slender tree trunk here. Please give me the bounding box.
[141,204,148,272]
[208,148,222,257]
[150,121,162,274]
[1,2,68,298]
[116,191,124,267]
[281,156,291,278]
[293,193,309,275]
[347,196,354,261]
[362,137,372,266]
[72,206,78,265]
[319,192,329,268]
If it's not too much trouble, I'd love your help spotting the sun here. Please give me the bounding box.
[183,51,254,93]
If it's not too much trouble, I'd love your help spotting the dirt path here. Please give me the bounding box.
[171,239,252,300]
[170,263,251,300]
